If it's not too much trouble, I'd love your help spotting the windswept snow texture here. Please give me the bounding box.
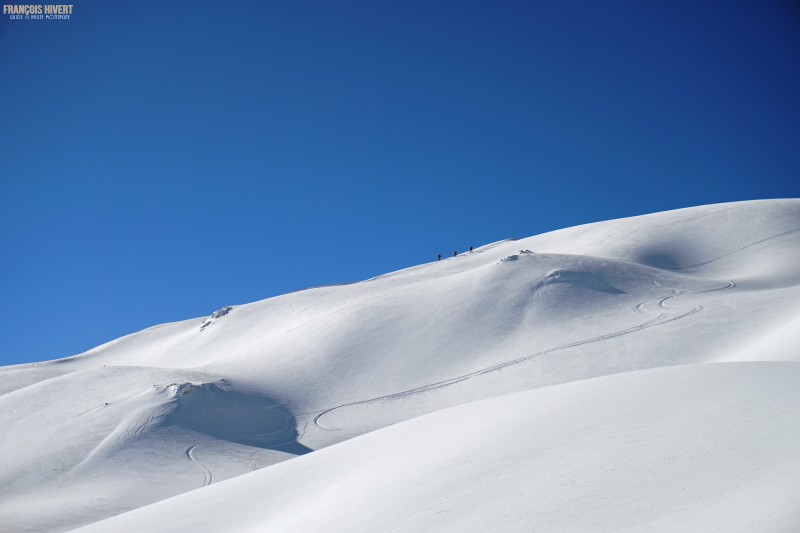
[1,199,800,532]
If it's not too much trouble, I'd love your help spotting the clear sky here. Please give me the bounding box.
[1,1,798,365]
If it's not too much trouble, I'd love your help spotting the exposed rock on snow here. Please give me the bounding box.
[200,305,233,330]
[211,306,233,319]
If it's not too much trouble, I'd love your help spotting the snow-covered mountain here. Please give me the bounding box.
[2,199,799,532]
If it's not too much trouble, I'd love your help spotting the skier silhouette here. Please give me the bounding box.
[469,246,473,253]
[438,254,442,261]
[453,250,458,257]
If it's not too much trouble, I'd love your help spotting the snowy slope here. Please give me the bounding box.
[1,199,799,531]
[74,362,800,533]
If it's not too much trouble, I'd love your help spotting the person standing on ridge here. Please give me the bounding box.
[469,246,473,253]
[453,250,458,257]
[438,254,442,261]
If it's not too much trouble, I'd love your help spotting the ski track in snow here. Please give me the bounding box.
[653,228,800,269]
[185,444,213,487]
[248,446,265,472]
[312,279,734,431]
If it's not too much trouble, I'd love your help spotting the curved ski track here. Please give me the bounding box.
[186,444,213,487]
[653,228,800,270]
[312,279,734,431]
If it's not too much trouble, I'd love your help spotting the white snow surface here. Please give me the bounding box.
[75,363,800,533]
[1,199,799,532]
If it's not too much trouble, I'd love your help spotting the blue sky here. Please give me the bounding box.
[1,1,798,365]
